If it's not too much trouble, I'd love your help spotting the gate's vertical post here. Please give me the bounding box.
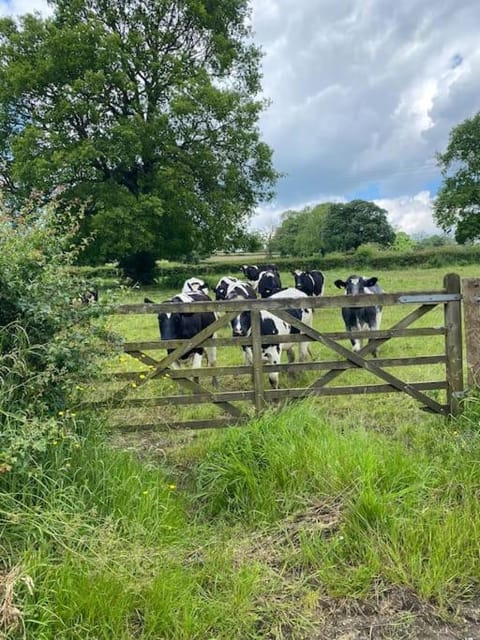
[444,273,464,416]
[251,310,265,413]
[462,278,480,389]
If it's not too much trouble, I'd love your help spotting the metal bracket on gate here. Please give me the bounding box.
[398,294,462,304]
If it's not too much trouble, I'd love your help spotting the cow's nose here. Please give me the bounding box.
[233,330,243,337]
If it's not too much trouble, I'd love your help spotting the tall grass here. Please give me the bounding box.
[193,401,480,606]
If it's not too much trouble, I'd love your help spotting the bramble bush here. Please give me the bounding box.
[0,204,116,479]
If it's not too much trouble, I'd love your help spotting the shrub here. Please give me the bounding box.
[0,204,116,478]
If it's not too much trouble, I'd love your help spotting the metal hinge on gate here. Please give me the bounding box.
[398,294,462,304]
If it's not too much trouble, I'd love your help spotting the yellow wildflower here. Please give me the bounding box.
[168,484,176,490]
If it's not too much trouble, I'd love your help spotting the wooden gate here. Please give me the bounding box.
[95,273,463,430]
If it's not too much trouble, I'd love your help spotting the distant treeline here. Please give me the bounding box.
[74,244,480,289]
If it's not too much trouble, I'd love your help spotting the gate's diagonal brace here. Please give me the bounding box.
[123,350,245,418]
[308,304,438,391]
[117,311,245,419]
[110,311,238,404]
[273,308,446,415]
[148,311,239,376]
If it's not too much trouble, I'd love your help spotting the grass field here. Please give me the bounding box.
[3,263,480,639]
[103,264,477,431]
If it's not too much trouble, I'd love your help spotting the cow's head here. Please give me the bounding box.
[291,270,311,294]
[334,275,378,295]
[182,277,209,296]
[157,304,180,341]
[240,264,261,281]
[230,311,251,337]
[257,270,282,298]
[214,276,239,300]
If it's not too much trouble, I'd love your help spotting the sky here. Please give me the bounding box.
[2,0,479,236]
[249,0,480,234]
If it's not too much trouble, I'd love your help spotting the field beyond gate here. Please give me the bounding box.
[94,273,464,430]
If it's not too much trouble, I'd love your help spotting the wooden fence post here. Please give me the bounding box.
[444,273,464,416]
[462,277,480,389]
[250,310,265,414]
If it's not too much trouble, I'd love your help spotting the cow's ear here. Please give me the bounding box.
[334,280,346,289]
[364,277,378,287]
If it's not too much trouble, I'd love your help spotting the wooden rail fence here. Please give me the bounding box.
[90,273,466,431]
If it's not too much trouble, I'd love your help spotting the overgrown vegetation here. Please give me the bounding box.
[2,217,480,638]
[0,204,112,478]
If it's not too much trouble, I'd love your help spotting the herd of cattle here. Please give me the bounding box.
[143,265,383,389]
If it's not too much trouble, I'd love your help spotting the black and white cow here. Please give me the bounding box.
[145,291,217,381]
[334,275,383,356]
[240,264,280,282]
[181,277,209,296]
[291,270,325,297]
[214,276,256,301]
[257,269,282,298]
[228,284,312,388]
[80,287,99,304]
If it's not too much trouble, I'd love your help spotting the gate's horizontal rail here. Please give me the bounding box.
[89,390,254,408]
[265,380,447,400]
[108,355,446,380]
[85,380,446,410]
[123,327,446,351]
[113,418,243,432]
[115,290,460,314]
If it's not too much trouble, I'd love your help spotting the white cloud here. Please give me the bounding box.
[251,0,480,223]
[0,0,51,16]
[375,191,441,236]
[251,190,441,238]
[250,194,346,231]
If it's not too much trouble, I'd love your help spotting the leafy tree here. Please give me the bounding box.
[393,231,416,252]
[0,0,277,281]
[269,209,303,256]
[415,234,456,249]
[293,203,330,256]
[270,203,331,256]
[434,112,480,243]
[321,200,395,253]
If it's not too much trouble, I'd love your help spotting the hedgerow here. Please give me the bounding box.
[0,204,116,480]
[155,244,480,287]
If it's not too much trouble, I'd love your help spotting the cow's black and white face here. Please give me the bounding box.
[292,269,325,297]
[182,277,209,296]
[214,276,239,300]
[257,270,282,298]
[240,265,261,281]
[334,275,378,295]
[231,311,251,337]
[225,281,256,301]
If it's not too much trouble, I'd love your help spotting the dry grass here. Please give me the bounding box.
[0,565,33,639]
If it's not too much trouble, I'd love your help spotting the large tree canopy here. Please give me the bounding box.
[270,203,331,256]
[0,0,277,276]
[321,200,395,253]
[434,112,480,244]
